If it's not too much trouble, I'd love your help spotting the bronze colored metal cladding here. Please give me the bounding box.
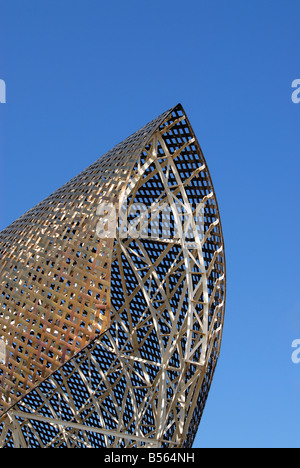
[0,104,226,448]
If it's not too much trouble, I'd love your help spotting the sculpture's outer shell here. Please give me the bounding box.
[0,104,226,448]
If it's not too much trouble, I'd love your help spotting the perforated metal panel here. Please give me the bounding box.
[0,104,226,448]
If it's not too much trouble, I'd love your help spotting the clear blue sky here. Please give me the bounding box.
[0,0,300,448]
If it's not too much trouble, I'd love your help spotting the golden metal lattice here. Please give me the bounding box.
[0,104,226,448]
[0,197,113,411]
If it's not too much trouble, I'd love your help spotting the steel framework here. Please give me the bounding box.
[0,104,226,448]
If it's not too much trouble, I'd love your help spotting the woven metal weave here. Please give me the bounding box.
[0,104,226,448]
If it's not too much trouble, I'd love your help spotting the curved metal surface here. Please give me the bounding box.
[0,104,226,448]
